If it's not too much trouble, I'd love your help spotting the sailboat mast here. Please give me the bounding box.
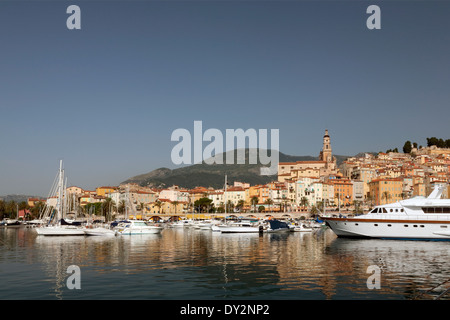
[56,160,64,225]
[224,175,227,215]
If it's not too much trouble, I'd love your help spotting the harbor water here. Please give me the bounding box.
[0,226,449,300]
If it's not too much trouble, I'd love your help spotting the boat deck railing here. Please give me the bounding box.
[362,214,450,222]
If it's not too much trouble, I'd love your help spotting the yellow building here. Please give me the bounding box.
[147,199,188,214]
[189,187,211,204]
[96,186,118,197]
[369,178,403,206]
[245,185,270,207]
[329,178,353,206]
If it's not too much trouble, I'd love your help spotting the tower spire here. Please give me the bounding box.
[320,129,332,163]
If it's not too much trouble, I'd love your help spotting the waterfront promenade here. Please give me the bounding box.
[140,210,352,221]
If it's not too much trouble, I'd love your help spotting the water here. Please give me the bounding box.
[1,226,449,300]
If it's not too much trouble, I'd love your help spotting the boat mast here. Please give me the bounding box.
[224,175,227,216]
[56,160,64,226]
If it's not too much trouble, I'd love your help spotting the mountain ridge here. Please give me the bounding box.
[122,149,353,189]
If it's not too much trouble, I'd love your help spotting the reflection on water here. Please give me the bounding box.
[0,227,449,300]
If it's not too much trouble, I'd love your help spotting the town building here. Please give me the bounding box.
[278,130,340,182]
[368,178,403,206]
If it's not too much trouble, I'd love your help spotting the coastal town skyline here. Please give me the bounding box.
[1,130,447,198]
[5,128,450,223]
[1,1,450,196]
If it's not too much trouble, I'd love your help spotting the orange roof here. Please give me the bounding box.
[226,187,244,192]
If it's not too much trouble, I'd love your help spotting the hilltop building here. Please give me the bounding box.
[278,129,340,182]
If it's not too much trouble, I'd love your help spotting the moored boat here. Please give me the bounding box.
[266,220,290,233]
[114,219,163,235]
[35,161,85,236]
[294,223,313,232]
[35,225,85,236]
[322,184,450,240]
[84,226,117,236]
[214,220,264,233]
[2,219,23,227]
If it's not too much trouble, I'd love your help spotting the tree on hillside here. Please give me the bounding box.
[427,137,439,147]
[403,141,412,154]
[426,137,450,148]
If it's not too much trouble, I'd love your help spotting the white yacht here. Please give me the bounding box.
[171,219,192,228]
[213,220,264,233]
[35,225,85,236]
[84,226,117,236]
[293,223,313,232]
[323,184,450,240]
[114,220,163,235]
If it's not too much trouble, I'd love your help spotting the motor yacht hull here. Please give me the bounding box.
[117,227,162,235]
[84,227,116,236]
[294,226,313,232]
[324,217,450,240]
[324,184,450,241]
[217,226,262,233]
[35,226,85,236]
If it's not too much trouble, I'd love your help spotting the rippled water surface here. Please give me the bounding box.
[1,227,449,300]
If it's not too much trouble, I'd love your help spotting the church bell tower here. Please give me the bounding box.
[320,129,333,164]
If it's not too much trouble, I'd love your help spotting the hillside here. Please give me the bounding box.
[122,149,350,189]
[0,194,41,203]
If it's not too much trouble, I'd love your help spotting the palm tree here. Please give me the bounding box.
[30,201,45,220]
[365,194,376,209]
[118,200,126,218]
[172,201,179,214]
[103,197,115,222]
[316,200,324,212]
[353,200,363,214]
[251,196,259,213]
[310,205,319,216]
[300,196,309,210]
[281,198,290,213]
[154,200,162,214]
[227,200,234,213]
[265,198,274,212]
[0,200,5,220]
[381,191,391,204]
[236,200,245,212]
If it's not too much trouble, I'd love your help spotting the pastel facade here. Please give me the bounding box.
[369,178,403,206]
[96,186,118,197]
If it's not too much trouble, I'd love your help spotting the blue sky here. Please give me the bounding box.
[1,0,449,196]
